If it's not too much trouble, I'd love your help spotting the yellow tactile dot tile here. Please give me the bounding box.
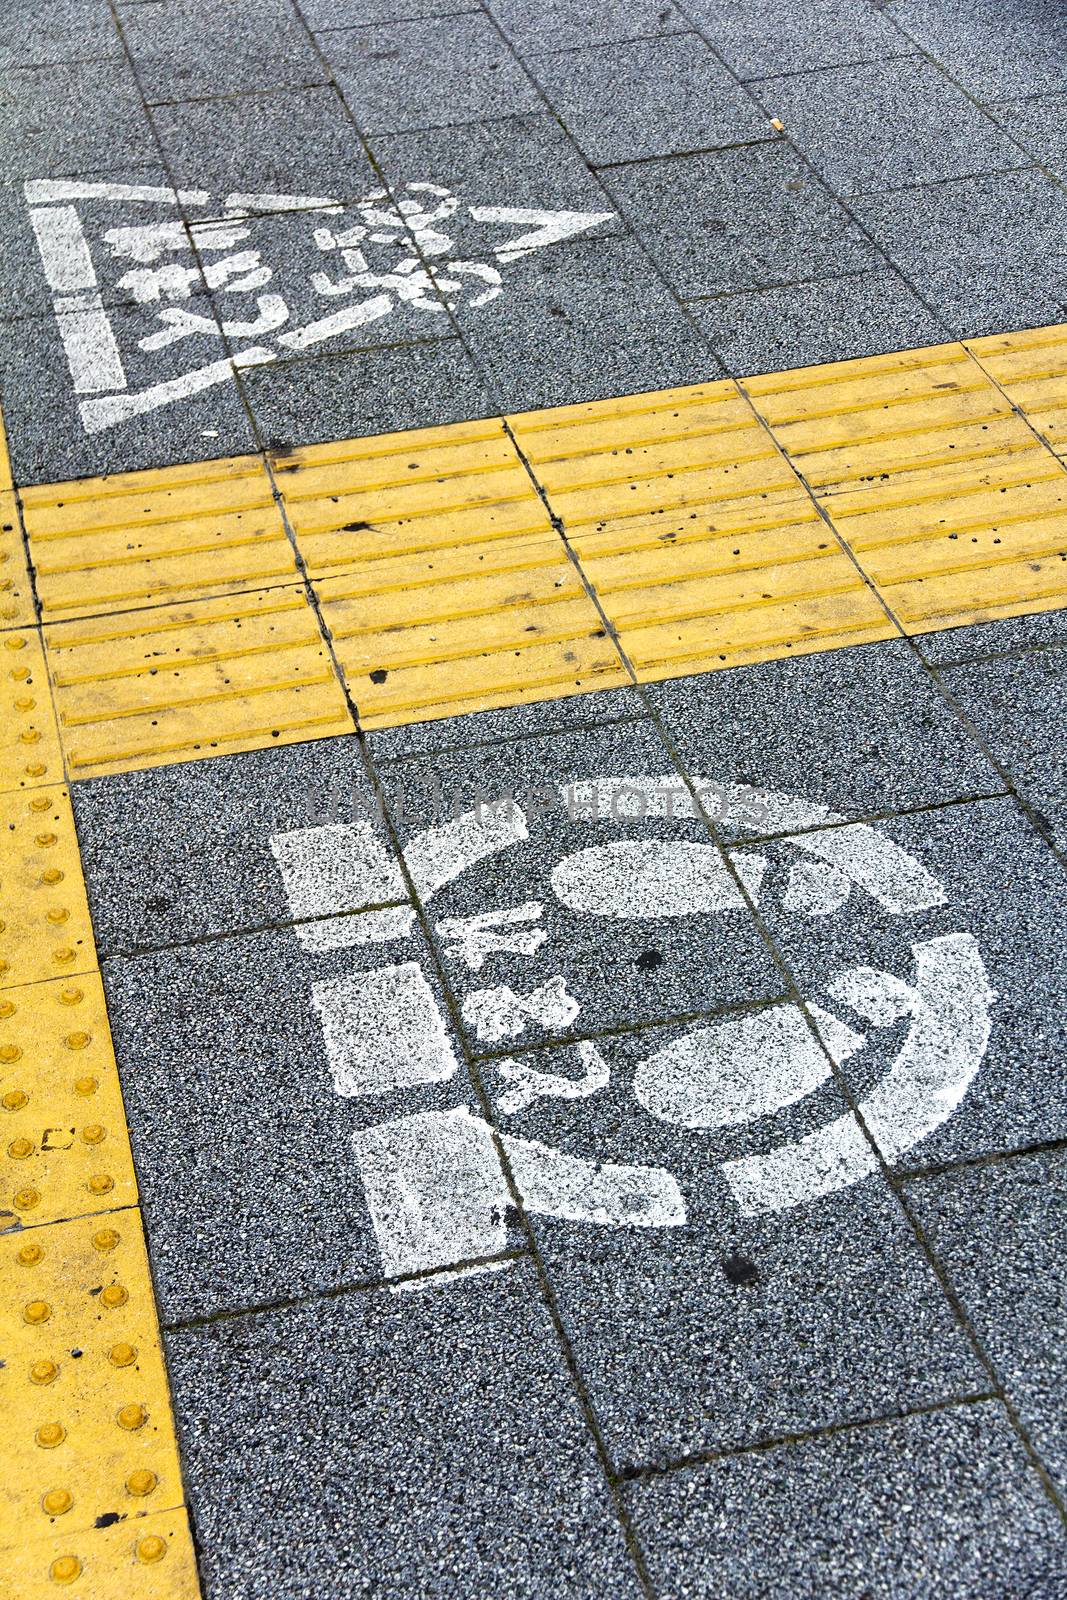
[318,531,628,727]
[742,341,1042,497]
[43,585,354,778]
[7,1507,199,1600]
[0,492,36,630]
[570,492,897,678]
[967,323,1067,458]
[20,455,299,623]
[0,630,64,795]
[509,379,800,529]
[0,788,95,989]
[0,1214,185,1553]
[271,415,552,578]
[0,973,137,1228]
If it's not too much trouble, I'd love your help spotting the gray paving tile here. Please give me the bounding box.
[104,918,489,1321]
[152,85,378,211]
[994,92,1067,185]
[855,168,1067,338]
[0,0,123,70]
[306,0,476,25]
[688,0,910,79]
[321,13,541,135]
[940,647,1067,851]
[242,335,494,450]
[118,0,328,104]
[453,233,720,412]
[510,1044,979,1465]
[628,1402,1067,1597]
[917,609,1067,666]
[906,1150,1067,1499]
[367,111,624,260]
[366,685,648,761]
[166,1264,645,1599]
[602,143,876,299]
[0,306,258,484]
[892,0,1067,101]
[746,797,1067,1172]
[527,34,769,166]
[753,56,1020,197]
[691,268,947,375]
[73,736,381,953]
[647,638,999,833]
[485,0,687,55]
[378,719,786,1054]
[0,59,158,185]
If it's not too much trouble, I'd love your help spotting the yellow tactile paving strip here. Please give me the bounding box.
[44,586,354,778]
[5,324,1063,774]
[20,455,299,624]
[968,323,1067,459]
[0,627,200,1587]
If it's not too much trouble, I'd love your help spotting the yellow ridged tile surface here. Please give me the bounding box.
[1,322,1065,761]
[44,586,354,778]
[968,324,1067,457]
[21,455,298,622]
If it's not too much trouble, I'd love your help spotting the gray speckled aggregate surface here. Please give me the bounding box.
[76,635,1067,1590]
[11,0,1067,1587]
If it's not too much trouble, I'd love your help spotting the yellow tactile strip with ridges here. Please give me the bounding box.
[21,453,299,623]
[45,585,354,779]
[0,445,202,1595]
[0,322,1061,769]
[968,324,1067,458]
[741,340,1067,635]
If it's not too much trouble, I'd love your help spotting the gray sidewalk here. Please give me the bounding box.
[2,0,1067,481]
[71,618,1067,1597]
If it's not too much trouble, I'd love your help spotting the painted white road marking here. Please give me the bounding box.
[353,1105,684,1277]
[26,179,616,432]
[437,902,547,971]
[270,821,406,926]
[495,1040,611,1115]
[550,840,765,918]
[462,975,580,1043]
[723,935,995,1211]
[312,962,460,1098]
[634,1003,863,1130]
[468,204,617,262]
[403,800,529,902]
[269,771,994,1276]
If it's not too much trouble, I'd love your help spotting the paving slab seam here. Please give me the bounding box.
[615,1390,1004,1482]
[896,1135,1067,1186]
[159,1248,531,1337]
[589,678,1067,1529]
[877,10,1067,201]
[885,1172,1067,1528]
